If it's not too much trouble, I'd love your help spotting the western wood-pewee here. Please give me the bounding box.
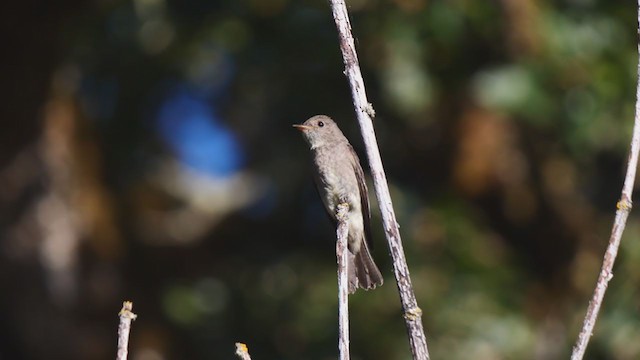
[294,115,383,293]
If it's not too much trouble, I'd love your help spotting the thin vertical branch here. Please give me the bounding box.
[327,1,430,359]
[336,203,350,360]
[117,301,137,360]
[571,2,640,359]
[235,342,252,360]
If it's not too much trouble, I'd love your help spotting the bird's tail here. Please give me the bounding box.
[348,240,383,294]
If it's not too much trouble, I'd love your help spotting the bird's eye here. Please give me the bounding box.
[318,121,324,127]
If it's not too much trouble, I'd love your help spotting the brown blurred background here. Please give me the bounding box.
[1,0,639,359]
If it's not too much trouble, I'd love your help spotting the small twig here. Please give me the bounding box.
[235,342,252,360]
[327,1,430,359]
[336,202,350,360]
[117,301,137,360]
[571,2,640,359]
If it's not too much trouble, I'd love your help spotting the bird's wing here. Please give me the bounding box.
[348,144,374,248]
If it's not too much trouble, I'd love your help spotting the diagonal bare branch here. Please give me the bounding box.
[327,1,430,359]
[571,2,640,358]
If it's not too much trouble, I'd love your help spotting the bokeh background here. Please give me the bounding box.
[2,0,640,359]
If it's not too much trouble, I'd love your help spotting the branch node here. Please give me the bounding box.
[119,301,138,321]
[616,197,633,211]
[337,202,350,221]
[235,342,252,360]
[363,103,375,118]
[403,306,423,321]
[606,271,614,282]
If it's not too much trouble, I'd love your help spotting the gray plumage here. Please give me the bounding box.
[294,115,383,293]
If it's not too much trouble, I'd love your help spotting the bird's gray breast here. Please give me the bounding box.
[312,145,360,218]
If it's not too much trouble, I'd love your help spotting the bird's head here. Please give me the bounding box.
[293,115,346,149]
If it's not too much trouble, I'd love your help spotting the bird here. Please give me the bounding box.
[294,114,383,293]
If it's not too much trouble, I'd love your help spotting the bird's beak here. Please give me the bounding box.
[292,124,312,131]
